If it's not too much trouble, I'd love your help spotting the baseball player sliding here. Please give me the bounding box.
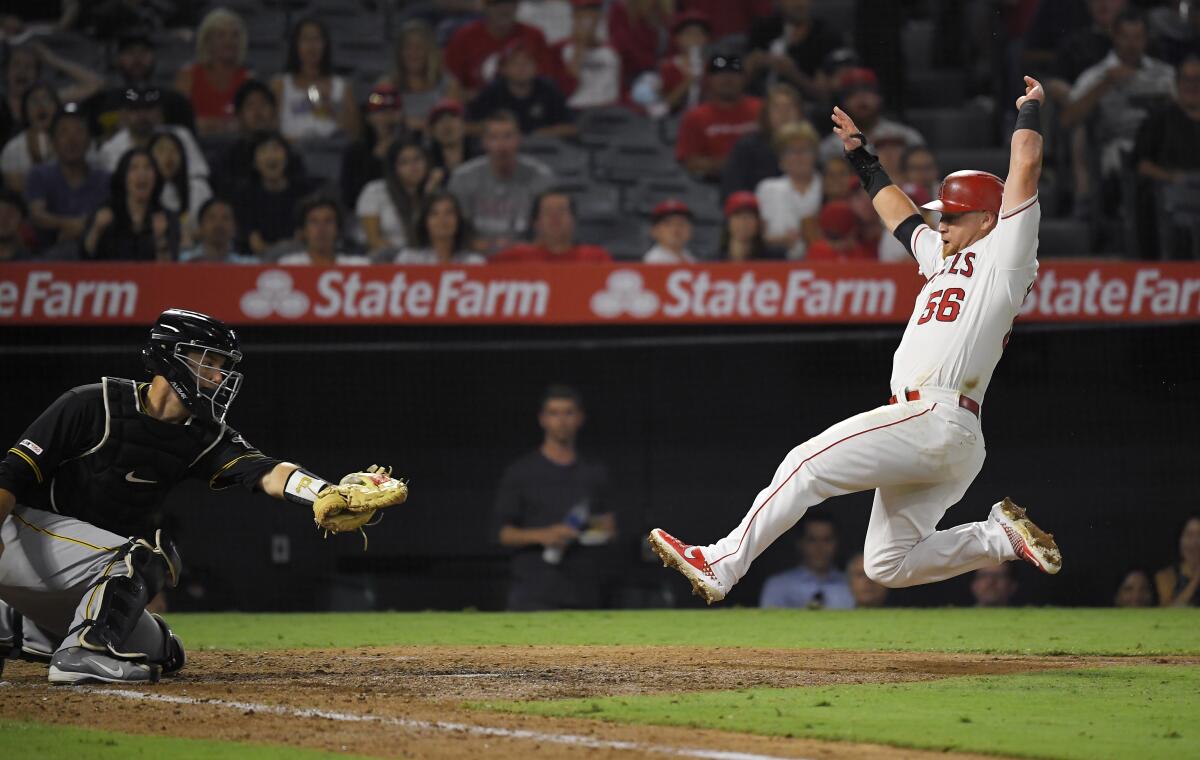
[0,309,408,684]
[650,76,1061,604]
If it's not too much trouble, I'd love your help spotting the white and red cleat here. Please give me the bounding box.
[647,529,727,604]
[991,498,1062,574]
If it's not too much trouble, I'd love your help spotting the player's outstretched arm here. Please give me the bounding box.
[830,106,919,233]
[1002,76,1045,214]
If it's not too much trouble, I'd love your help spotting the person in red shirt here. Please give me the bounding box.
[806,200,875,261]
[675,55,762,180]
[658,11,712,115]
[444,0,552,96]
[492,190,612,263]
[607,0,673,86]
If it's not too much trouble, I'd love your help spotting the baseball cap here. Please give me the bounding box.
[652,199,693,222]
[872,124,909,148]
[671,10,712,36]
[123,85,162,109]
[723,191,759,216]
[366,84,401,112]
[428,98,465,125]
[818,201,857,238]
[708,54,743,74]
[836,67,879,97]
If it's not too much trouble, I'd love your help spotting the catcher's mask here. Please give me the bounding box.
[142,308,243,423]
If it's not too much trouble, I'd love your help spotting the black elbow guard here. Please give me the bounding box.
[893,214,925,255]
[844,138,894,199]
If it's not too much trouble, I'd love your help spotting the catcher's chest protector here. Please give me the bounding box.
[51,377,224,535]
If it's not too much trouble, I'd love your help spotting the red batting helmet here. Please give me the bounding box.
[921,170,1004,216]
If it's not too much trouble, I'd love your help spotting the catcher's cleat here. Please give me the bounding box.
[48,647,160,685]
[991,498,1062,575]
[647,529,726,604]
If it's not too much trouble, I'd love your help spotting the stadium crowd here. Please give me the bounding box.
[0,0,1197,266]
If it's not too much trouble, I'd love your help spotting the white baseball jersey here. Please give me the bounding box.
[890,194,1040,405]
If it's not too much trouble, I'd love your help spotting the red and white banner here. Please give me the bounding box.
[1,261,1198,326]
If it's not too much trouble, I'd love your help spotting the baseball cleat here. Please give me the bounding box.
[991,498,1062,574]
[48,647,161,685]
[647,528,726,604]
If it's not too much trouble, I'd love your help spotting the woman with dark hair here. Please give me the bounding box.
[2,83,59,193]
[380,19,462,133]
[718,192,776,261]
[232,131,313,255]
[1156,515,1200,607]
[82,147,179,261]
[272,17,358,141]
[148,131,212,241]
[396,191,484,264]
[356,139,443,255]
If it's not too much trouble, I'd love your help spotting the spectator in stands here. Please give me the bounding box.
[756,120,821,259]
[900,145,940,202]
[82,146,179,261]
[272,17,359,142]
[655,11,712,116]
[26,106,109,253]
[381,19,462,133]
[85,30,194,140]
[174,8,250,136]
[719,191,774,261]
[806,200,873,261]
[818,68,924,163]
[760,514,853,609]
[358,139,442,256]
[1149,1,1200,67]
[2,42,103,140]
[518,0,574,45]
[0,188,33,261]
[745,0,844,100]
[607,0,672,86]
[232,131,314,256]
[212,80,279,197]
[396,191,485,264]
[493,190,611,262]
[1155,515,1200,607]
[846,554,888,608]
[448,110,555,254]
[468,41,576,137]
[83,0,188,40]
[2,83,58,194]
[681,0,773,40]
[445,0,552,97]
[821,156,855,202]
[643,199,696,263]
[179,198,255,264]
[99,86,209,180]
[1113,568,1155,607]
[1133,54,1200,259]
[676,55,762,181]
[1063,10,1175,198]
[427,99,481,175]
[721,82,805,200]
[340,84,407,211]
[494,384,617,611]
[970,564,1017,607]
[149,131,210,242]
[1051,0,1127,91]
[278,194,371,266]
[551,0,621,110]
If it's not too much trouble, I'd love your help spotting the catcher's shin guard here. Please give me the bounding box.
[73,531,183,661]
[150,613,186,675]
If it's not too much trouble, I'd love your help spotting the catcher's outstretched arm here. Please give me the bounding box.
[261,462,303,500]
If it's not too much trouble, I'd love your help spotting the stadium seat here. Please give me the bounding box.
[813,0,856,34]
[901,20,935,71]
[520,136,590,178]
[907,107,996,150]
[578,106,658,149]
[1037,219,1091,257]
[593,143,687,183]
[625,178,721,224]
[690,221,722,260]
[905,70,967,109]
[578,219,646,260]
[246,40,285,76]
[296,136,351,184]
[547,179,620,222]
[935,148,1010,179]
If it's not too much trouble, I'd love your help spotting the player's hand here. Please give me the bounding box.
[1015,76,1045,110]
[831,106,866,152]
[541,523,580,549]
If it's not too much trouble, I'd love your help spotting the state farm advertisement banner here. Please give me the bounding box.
[1,261,1198,326]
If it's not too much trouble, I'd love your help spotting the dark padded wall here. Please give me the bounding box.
[2,322,1196,610]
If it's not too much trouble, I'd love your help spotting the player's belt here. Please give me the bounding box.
[888,389,980,417]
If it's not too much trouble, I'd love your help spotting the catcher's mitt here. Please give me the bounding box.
[313,465,408,548]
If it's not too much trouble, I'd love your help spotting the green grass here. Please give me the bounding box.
[0,719,373,760]
[477,666,1200,760]
[169,608,1200,655]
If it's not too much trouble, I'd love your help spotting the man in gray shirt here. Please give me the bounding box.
[448,109,554,255]
[759,514,854,609]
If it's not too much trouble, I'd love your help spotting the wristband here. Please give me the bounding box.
[1015,100,1041,135]
[283,467,331,506]
[844,143,894,199]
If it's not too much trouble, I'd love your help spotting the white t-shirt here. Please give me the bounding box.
[890,194,1040,406]
[755,174,822,259]
[517,0,574,44]
[279,74,348,141]
[355,180,407,250]
[277,251,372,266]
[643,245,694,264]
[557,43,622,109]
[1,130,53,180]
[395,247,486,265]
[99,127,210,178]
[1069,51,1176,174]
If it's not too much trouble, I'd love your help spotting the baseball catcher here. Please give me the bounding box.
[0,308,409,684]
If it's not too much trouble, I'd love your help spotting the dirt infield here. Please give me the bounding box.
[4,647,1194,759]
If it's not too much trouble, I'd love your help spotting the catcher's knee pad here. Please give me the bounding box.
[127,530,183,598]
[150,612,186,675]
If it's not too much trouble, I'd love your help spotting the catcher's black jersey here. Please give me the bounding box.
[0,377,282,537]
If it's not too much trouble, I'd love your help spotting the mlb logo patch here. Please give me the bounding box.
[19,439,43,456]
